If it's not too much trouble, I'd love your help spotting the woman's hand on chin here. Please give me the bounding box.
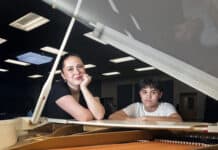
[80,74,91,89]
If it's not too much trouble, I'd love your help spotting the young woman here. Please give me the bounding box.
[43,54,105,121]
[109,79,182,122]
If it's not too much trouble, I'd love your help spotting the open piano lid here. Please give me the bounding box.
[1,1,218,149]
[43,0,218,101]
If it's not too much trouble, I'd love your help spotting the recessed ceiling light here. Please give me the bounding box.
[130,14,142,31]
[85,64,96,69]
[40,46,68,55]
[0,68,8,72]
[134,67,155,72]
[17,52,53,65]
[4,59,30,66]
[102,71,120,76]
[0,37,7,45]
[28,74,43,79]
[110,56,135,63]
[9,12,49,31]
[108,0,120,14]
[84,32,107,45]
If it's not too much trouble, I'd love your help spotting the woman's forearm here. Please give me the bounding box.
[81,87,105,120]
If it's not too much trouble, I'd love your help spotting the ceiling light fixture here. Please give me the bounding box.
[9,12,49,31]
[134,66,155,72]
[102,71,120,76]
[0,37,7,45]
[85,64,96,69]
[4,59,30,66]
[110,56,135,63]
[40,46,68,55]
[17,52,53,65]
[0,68,8,72]
[28,74,43,79]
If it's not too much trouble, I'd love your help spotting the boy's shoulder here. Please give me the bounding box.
[159,102,175,108]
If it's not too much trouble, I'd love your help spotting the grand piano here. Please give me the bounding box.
[0,0,218,149]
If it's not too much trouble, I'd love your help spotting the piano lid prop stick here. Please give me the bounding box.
[31,0,83,124]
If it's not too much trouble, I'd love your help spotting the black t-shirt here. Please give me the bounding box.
[42,80,87,119]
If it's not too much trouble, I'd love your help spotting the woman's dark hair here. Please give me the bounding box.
[138,79,163,92]
[60,53,82,71]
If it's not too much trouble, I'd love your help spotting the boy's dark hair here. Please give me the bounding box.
[138,79,163,92]
[60,53,81,71]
